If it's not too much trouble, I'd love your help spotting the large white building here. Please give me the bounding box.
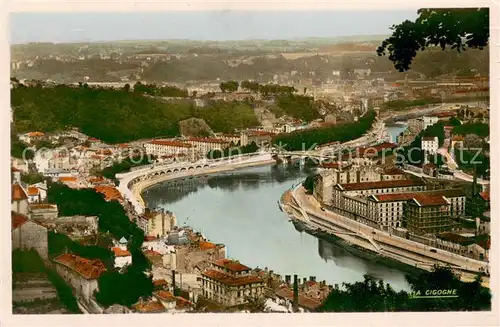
[421,136,439,154]
[201,259,265,307]
[185,137,230,155]
[144,140,194,158]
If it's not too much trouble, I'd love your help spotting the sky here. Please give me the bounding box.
[10,10,419,44]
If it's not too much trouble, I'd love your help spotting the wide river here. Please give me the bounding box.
[142,125,411,290]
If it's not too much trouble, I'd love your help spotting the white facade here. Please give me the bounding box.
[422,116,439,130]
[144,140,193,158]
[421,136,439,154]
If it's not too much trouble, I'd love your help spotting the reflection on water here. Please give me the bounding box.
[386,124,408,144]
[142,164,410,291]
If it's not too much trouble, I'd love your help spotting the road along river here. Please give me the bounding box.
[142,164,411,291]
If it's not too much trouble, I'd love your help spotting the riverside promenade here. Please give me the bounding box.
[281,185,490,287]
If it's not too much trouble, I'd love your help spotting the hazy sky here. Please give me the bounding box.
[10,10,419,44]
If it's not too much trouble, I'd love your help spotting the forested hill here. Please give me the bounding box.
[10,85,259,143]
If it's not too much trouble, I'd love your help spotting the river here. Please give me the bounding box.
[386,123,408,144]
[142,164,411,291]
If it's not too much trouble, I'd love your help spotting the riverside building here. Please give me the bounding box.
[201,259,265,307]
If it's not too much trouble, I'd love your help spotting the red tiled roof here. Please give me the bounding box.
[275,286,322,311]
[27,186,39,196]
[12,211,29,229]
[53,254,106,280]
[154,291,177,302]
[249,131,276,137]
[199,241,217,251]
[339,178,426,191]
[383,167,405,175]
[58,176,77,182]
[95,186,123,201]
[111,247,131,257]
[12,184,28,201]
[153,291,194,309]
[213,259,251,272]
[422,136,438,141]
[202,269,263,287]
[412,194,449,206]
[153,279,168,287]
[27,131,45,137]
[29,203,57,210]
[187,137,230,144]
[143,249,162,256]
[149,140,193,148]
[133,301,165,313]
[370,189,466,203]
[480,192,490,201]
[437,233,474,246]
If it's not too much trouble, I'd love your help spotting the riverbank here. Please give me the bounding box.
[280,186,490,288]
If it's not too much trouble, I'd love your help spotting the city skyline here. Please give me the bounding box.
[10,10,419,44]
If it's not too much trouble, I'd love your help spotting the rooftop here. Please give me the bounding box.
[11,212,29,229]
[133,301,165,313]
[369,188,466,203]
[153,279,168,287]
[412,194,449,206]
[95,186,123,202]
[339,178,426,191]
[275,286,322,311]
[480,192,490,201]
[422,136,438,141]
[149,140,193,148]
[202,269,263,287]
[111,247,131,257]
[187,137,230,144]
[198,241,218,251]
[26,186,40,196]
[213,259,251,272]
[437,233,474,246]
[12,183,28,201]
[53,254,106,280]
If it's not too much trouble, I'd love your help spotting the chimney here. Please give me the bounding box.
[309,276,314,282]
[285,275,291,286]
[172,270,177,296]
[303,277,307,284]
[293,274,299,312]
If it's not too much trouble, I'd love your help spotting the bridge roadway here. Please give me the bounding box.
[291,185,489,277]
[116,152,275,214]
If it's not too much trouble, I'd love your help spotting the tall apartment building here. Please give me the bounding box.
[201,259,265,307]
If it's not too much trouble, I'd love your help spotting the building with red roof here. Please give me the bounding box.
[12,211,48,260]
[12,183,29,216]
[201,259,265,307]
[53,253,106,305]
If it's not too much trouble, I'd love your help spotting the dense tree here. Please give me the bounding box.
[448,116,462,126]
[302,175,315,194]
[319,266,491,312]
[273,110,376,151]
[20,171,45,185]
[11,85,260,143]
[275,94,320,122]
[377,8,489,71]
[452,123,489,138]
[463,134,483,149]
[100,155,157,180]
[207,141,259,159]
[219,80,239,93]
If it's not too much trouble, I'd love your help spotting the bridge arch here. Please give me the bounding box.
[173,168,179,172]
[203,164,209,168]
[167,170,172,173]
[196,165,202,169]
[188,166,194,170]
[181,167,187,171]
